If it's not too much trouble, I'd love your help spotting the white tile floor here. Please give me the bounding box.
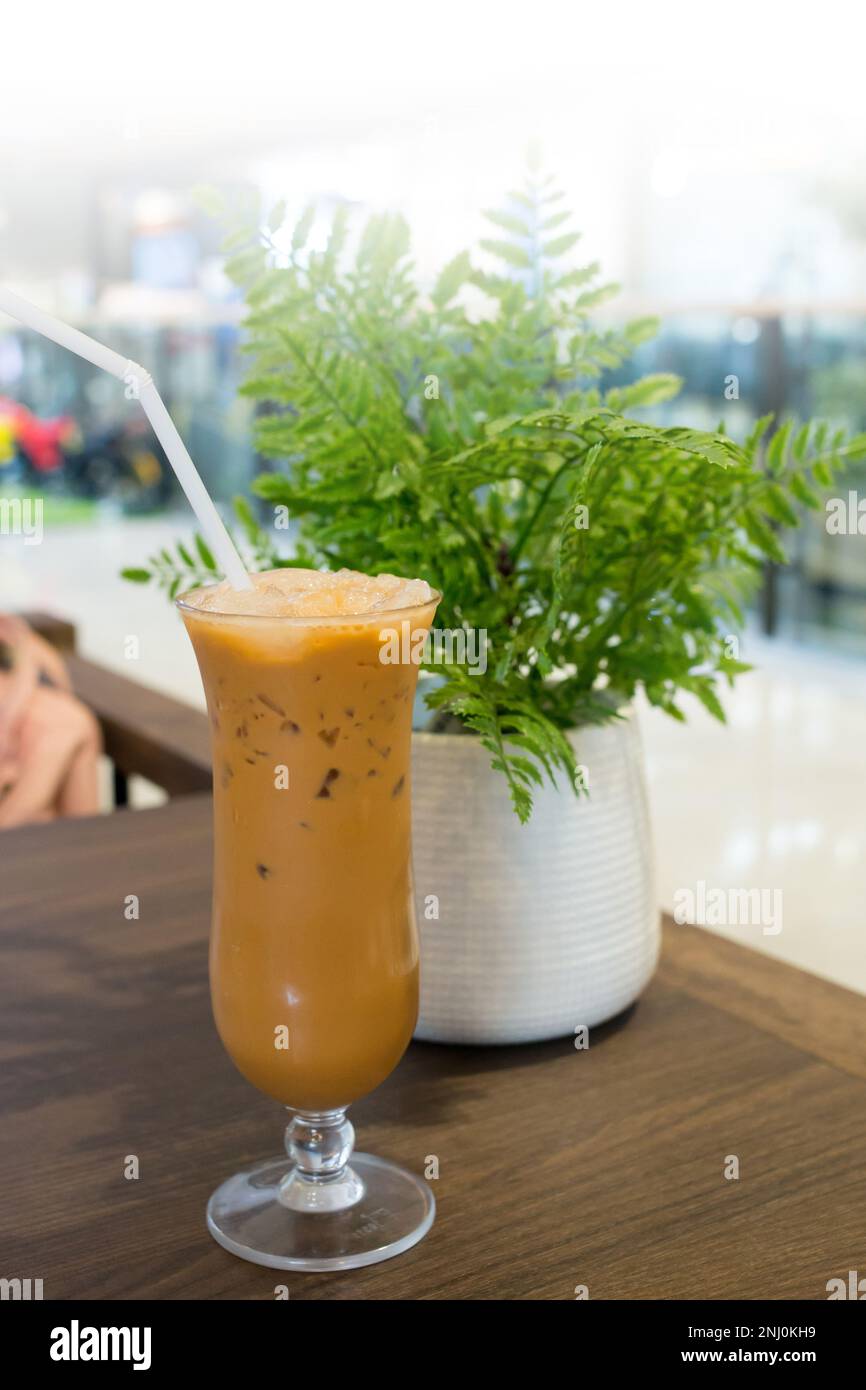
[639,641,866,995]
[3,514,864,996]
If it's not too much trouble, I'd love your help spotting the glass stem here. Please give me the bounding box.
[279,1108,365,1213]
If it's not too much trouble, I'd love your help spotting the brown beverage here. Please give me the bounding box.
[180,568,438,1113]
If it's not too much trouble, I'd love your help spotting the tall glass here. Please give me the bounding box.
[178,585,439,1270]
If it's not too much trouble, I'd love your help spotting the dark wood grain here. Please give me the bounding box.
[65,654,211,795]
[21,609,210,797]
[21,611,77,652]
[1,797,864,1301]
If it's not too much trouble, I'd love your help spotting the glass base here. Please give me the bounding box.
[207,1152,436,1271]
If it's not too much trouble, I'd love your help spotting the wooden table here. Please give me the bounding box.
[64,653,211,797]
[2,796,865,1301]
[24,610,212,798]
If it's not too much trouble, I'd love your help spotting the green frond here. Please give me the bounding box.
[126,166,845,818]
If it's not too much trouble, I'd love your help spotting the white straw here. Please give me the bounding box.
[0,286,252,590]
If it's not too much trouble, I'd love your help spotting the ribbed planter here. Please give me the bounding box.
[410,714,659,1045]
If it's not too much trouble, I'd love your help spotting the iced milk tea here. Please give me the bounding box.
[179,567,438,1112]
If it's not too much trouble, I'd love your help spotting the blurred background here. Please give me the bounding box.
[1,2,864,985]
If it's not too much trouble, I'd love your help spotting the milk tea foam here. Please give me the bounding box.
[193,566,435,618]
[180,568,439,1111]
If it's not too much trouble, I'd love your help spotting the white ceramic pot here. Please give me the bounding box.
[411,714,659,1045]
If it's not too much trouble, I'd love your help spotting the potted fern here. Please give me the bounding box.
[127,161,866,1044]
